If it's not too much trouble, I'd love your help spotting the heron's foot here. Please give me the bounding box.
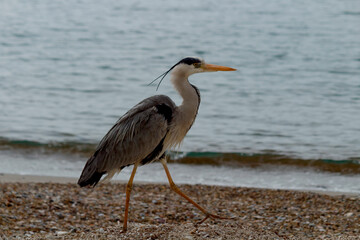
[196,212,236,225]
[120,227,127,234]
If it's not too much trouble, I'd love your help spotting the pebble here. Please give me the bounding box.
[344,212,353,217]
[0,182,359,239]
[55,231,68,236]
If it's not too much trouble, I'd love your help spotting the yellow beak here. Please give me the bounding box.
[203,63,237,72]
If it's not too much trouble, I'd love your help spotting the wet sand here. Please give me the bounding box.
[0,174,359,239]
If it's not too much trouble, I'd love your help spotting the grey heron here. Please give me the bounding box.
[78,57,236,232]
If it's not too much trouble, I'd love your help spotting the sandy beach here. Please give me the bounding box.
[0,174,359,239]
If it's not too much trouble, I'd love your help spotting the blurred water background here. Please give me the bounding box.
[1,0,359,193]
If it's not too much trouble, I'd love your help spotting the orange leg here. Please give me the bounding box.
[122,163,138,233]
[161,159,230,224]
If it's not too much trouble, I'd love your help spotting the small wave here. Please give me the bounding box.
[1,138,359,174]
[168,152,360,174]
[343,11,360,16]
[0,137,95,156]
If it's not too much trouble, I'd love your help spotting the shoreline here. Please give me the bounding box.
[1,173,359,197]
[2,152,360,193]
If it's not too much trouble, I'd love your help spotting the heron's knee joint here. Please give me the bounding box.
[126,184,133,192]
[169,182,179,191]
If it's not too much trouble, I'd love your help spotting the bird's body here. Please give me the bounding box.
[78,91,199,186]
[78,57,236,232]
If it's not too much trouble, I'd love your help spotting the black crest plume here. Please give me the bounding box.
[148,57,201,90]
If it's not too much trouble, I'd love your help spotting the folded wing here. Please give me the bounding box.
[78,95,176,187]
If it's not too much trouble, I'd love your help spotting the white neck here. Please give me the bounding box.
[161,65,202,150]
[170,71,200,126]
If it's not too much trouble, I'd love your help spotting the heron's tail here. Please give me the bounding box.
[77,155,105,188]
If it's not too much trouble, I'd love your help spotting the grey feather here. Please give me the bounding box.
[78,95,176,186]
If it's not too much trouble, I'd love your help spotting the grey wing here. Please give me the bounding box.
[97,95,176,170]
[78,95,176,187]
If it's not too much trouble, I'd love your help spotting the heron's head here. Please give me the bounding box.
[151,57,236,90]
[172,57,236,77]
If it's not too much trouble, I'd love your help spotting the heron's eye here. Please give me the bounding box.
[193,63,201,68]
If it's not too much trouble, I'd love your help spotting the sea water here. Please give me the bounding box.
[0,0,359,192]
